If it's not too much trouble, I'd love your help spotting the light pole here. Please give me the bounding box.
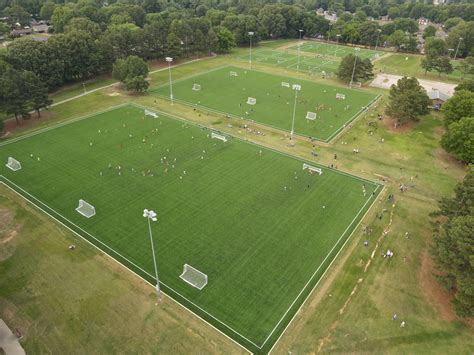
[335,34,341,56]
[290,84,301,141]
[375,29,382,51]
[165,57,174,105]
[453,37,463,60]
[448,48,454,59]
[327,23,332,43]
[297,30,303,70]
[143,209,160,301]
[350,48,360,88]
[248,31,254,70]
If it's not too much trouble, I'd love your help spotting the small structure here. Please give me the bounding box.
[427,89,449,110]
[10,28,32,37]
[32,24,49,33]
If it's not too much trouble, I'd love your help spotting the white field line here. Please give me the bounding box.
[268,184,385,353]
[325,93,383,143]
[130,103,380,189]
[0,176,259,351]
[1,102,383,351]
[261,184,381,348]
[48,56,216,109]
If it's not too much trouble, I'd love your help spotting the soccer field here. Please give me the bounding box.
[0,104,381,353]
[152,66,379,142]
[236,48,340,74]
[290,41,385,60]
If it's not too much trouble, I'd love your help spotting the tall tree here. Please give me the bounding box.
[441,117,474,164]
[112,55,148,83]
[442,90,474,126]
[385,77,431,124]
[422,25,437,39]
[336,54,374,83]
[125,75,149,93]
[212,26,235,53]
[432,167,474,317]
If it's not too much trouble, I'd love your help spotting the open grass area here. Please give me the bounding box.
[291,41,385,61]
[1,39,472,355]
[375,53,467,83]
[0,103,381,352]
[152,66,379,142]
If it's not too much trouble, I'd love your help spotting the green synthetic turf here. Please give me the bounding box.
[236,49,340,74]
[0,104,380,352]
[152,66,378,142]
[291,42,385,60]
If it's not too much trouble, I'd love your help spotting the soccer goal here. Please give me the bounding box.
[211,132,227,142]
[180,264,208,290]
[247,97,256,105]
[281,82,290,88]
[144,109,158,118]
[303,163,322,175]
[76,199,96,218]
[5,157,21,171]
[306,112,317,120]
[336,93,346,100]
[230,71,238,77]
[192,83,201,91]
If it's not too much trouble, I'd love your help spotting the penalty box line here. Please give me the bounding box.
[0,176,260,351]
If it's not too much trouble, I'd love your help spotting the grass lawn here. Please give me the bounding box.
[292,41,385,60]
[152,66,379,142]
[0,103,381,352]
[375,53,468,83]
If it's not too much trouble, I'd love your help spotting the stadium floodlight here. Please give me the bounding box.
[143,209,161,300]
[454,37,463,60]
[349,48,361,88]
[5,157,21,171]
[297,29,303,70]
[248,31,255,70]
[375,29,382,51]
[290,84,301,141]
[165,57,174,105]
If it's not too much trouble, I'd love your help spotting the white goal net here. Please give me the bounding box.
[5,157,21,171]
[247,97,256,105]
[192,83,201,91]
[281,82,290,88]
[211,132,227,142]
[180,264,208,290]
[336,93,346,100]
[306,112,317,120]
[303,163,322,175]
[230,71,238,77]
[76,199,96,218]
[144,109,158,118]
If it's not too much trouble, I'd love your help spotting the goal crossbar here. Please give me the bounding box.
[211,132,227,142]
[144,109,158,118]
[5,157,21,171]
[180,264,208,290]
[303,163,322,175]
[76,199,96,218]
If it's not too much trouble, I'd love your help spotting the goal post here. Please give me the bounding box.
[230,71,238,77]
[192,83,201,91]
[336,93,346,100]
[5,157,21,171]
[281,81,290,88]
[306,112,317,120]
[180,264,208,290]
[76,199,96,218]
[303,163,322,175]
[246,97,256,105]
[211,132,227,142]
[144,109,158,118]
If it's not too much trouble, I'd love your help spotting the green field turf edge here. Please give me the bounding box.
[151,65,380,143]
[0,102,383,353]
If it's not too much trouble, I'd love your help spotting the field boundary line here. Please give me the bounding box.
[0,176,258,351]
[130,102,381,187]
[268,184,385,353]
[261,184,382,349]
